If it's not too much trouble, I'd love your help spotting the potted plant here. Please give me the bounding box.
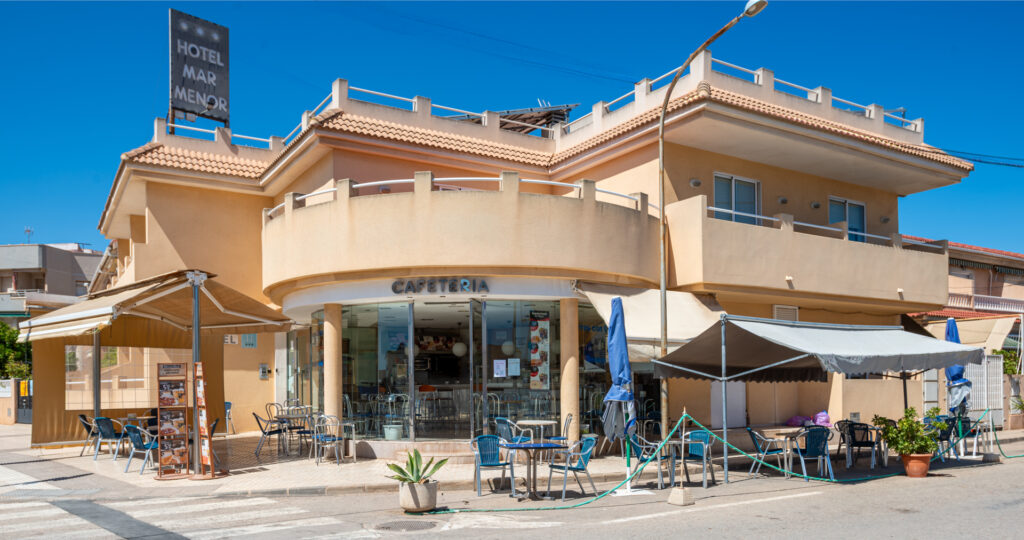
[1010,397,1024,430]
[387,449,448,513]
[873,407,946,478]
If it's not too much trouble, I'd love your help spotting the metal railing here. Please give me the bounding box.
[774,78,819,101]
[711,58,760,83]
[831,96,871,115]
[168,123,273,147]
[705,206,899,244]
[948,292,1024,314]
[266,177,658,219]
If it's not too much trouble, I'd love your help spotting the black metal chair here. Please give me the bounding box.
[252,413,285,457]
[77,414,98,457]
[839,421,877,469]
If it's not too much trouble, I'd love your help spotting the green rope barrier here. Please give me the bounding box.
[990,422,1024,459]
[424,414,687,515]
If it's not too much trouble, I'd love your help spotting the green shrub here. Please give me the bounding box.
[873,407,946,456]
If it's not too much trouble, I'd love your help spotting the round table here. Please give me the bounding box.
[516,419,557,441]
[499,442,566,500]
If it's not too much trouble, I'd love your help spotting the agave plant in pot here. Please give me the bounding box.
[873,407,946,478]
[387,449,448,512]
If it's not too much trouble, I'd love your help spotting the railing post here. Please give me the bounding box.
[868,104,886,130]
[333,178,354,205]
[691,49,712,81]
[269,136,285,152]
[890,233,903,249]
[483,111,501,136]
[414,96,431,117]
[578,179,596,206]
[591,102,606,132]
[634,78,652,111]
[500,171,520,198]
[630,192,649,215]
[774,213,794,232]
[154,117,167,143]
[331,78,349,109]
[414,171,435,195]
[754,68,775,100]
[301,110,314,131]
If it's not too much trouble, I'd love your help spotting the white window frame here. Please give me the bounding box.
[828,196,867,242]
[713,172,762,224]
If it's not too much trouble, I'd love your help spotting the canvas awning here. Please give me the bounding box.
[923,315,1019,354]
[18,269,291,342]
[576,282,724,361]
[653,315,985,383]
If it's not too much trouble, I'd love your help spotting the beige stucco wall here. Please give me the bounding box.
[666,194,948,312]
[129,182,273,301]
[222,334,277,433]
[263,174,659,302]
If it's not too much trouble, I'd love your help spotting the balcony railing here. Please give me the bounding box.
[948,292,1024,314]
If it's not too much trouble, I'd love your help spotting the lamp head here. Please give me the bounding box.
[744,0,768,17]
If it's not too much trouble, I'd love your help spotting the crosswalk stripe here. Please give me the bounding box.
[104,496,212,509]
[48,528,118,539]
[0,507,67,521]
[186,516,343,539]
[0,516,88,534]
[0,465,59,493]
[125,497,275,518]
[0,501,49,511]
[151,507,308,530]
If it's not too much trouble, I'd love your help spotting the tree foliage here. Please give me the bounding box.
[0,321,31,379]
[993,349,1020,375]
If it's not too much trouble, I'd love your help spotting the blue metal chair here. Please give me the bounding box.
[472,434,516,497]
[225,401,236,434]
[77,414,98,457]
[122,425,158,475]
[681,430,717,488]
[928,415,959,462]
[311,415,345,465]
[547,437,597,501]
[93,417,125,461]
[746,427,784,477]
[793,426,834,481]
[548,414,573,444]
[626,431,674,489]
[494,417,532,443]
[252,412,285,457]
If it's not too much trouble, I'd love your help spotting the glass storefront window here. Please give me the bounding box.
[485,300,560,427]
[342,302,412,440]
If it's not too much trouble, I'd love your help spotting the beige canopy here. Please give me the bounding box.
[923,315,1018,354]
[18,269,291,342]
[576,282,725,361]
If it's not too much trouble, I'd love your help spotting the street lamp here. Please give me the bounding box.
[657,0,767,452]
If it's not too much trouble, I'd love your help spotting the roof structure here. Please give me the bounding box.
[903,235,1024,263]
[119,81,974,181]
[443,104,579,134]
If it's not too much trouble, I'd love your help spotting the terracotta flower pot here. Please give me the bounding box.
[399,480,438,513]
[901,454,932,478]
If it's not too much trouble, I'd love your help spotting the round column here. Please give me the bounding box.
[323,303,343,419]
[559,298,580,442]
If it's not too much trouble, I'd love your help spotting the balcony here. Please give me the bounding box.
[948,292,1024,314]
[261,172,660,304]
[666,195,950,311]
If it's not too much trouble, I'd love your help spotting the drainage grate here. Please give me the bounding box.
[374,520,437,532]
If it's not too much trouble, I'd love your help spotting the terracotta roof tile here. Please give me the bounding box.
[914,308,1020,321]
[551,83,973,170]
[315,110,551,167]
[903,235,1024,262]
[122,143,270,180]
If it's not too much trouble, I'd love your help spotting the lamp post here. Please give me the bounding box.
[658,0,767,450]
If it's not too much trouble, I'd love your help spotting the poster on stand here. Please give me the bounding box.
[158,410,186,436]
[158,381,186,407]
[529,311,550,390]
[159,438,188,467]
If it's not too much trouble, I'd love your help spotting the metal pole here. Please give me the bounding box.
[720,315,728,483]
[902,372,909,410]
[190,273,202,476]
[408,302,415,441]
[481,301,489,434]
[92,332,101,419]
[656,2,760,452]
[469,301,475,438]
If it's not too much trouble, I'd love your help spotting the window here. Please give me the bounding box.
[773,305,799,321]
[0,275,11,292]
[241,334,258,349]
[829,197,866,242]
[65,346,190,410]
[713,174,760,224]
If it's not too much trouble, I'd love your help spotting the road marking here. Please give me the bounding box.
[439,513,564,531]
[149,507,309,530]
[0,501,49,511]
[123,497,276,518]
[186,516,343,539]
[104,496,212,508]
[0,506,67,521]
[599,491,823,525]
[0,517,87,534]
[0,464,59,493]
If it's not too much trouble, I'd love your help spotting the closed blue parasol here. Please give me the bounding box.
[602,299,635,441]
[944,317,971,414]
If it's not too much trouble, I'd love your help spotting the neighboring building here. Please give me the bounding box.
[73,50,971,447]
[907,235,1023,354]
[0,243,101,328]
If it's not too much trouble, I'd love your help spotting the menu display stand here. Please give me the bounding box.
[156,363,190,480]
[191,362,227,479]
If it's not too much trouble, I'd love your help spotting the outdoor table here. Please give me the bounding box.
[276,413,311,455]
[517,419,557,441]
[117,416,155,428]
[499,442,566,500]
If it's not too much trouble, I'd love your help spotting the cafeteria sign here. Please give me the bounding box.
[169,9,229,123]
[392,277,489,295]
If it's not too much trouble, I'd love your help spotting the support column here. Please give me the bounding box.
[323,304,343,420]
[92,332,101,419]
[560,298,580,442]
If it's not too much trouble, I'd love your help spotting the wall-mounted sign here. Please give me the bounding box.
[529,311,551,390]
[169,9,229,123]
[391,277,490,295]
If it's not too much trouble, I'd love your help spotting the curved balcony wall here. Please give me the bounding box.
[262,172,659,304]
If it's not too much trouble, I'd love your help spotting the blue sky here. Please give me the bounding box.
[1,1,1021,252]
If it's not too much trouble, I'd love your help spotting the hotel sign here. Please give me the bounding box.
[169,9,229,123]
[392,277,490,295]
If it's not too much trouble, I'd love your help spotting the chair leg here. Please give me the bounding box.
[509,459,517,498]
[94,439,102,460]
[799,455,808,482]
[124,452,133,473]
[573,470,584,493]
[585,469,597,495]
[562,468,569,502]
[546,467,553,497]
[475,465,481,496]
[255,434,266,457]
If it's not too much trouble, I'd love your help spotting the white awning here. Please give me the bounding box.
[924,315,1019,353]
[654,315,985,382]
[576,282,725,361]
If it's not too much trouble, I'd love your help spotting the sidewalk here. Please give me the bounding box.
[5,423,1023,500]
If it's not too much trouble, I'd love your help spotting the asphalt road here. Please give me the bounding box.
[2,440,1023,539]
